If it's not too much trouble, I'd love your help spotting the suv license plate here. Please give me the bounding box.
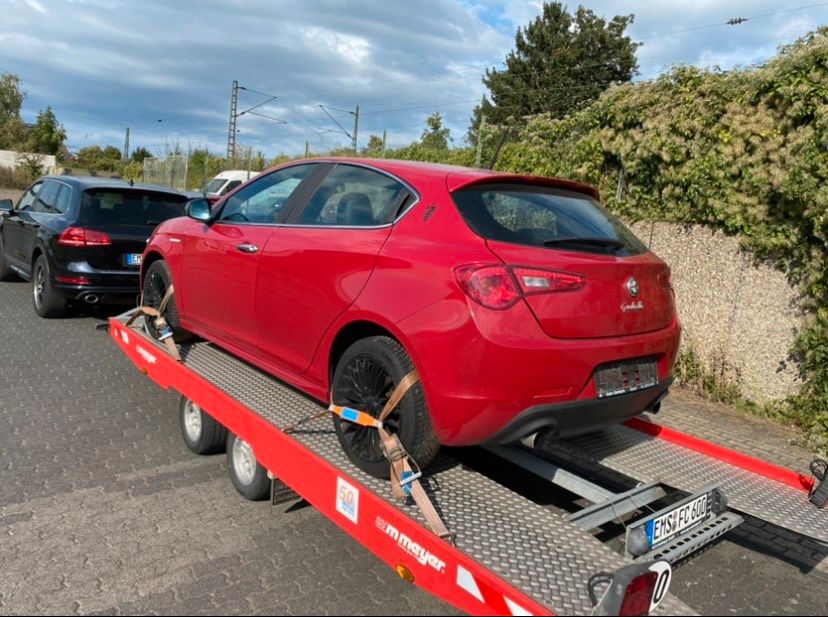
[646,493,710,548]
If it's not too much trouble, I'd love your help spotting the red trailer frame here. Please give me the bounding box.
[109,313,826,616]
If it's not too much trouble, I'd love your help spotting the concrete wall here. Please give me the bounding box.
[629,221,803,403]
[0,149,58,174]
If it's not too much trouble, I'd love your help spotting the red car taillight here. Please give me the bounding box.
[58,227,112,247]
[657,267,672,289]
[455,264,586,310]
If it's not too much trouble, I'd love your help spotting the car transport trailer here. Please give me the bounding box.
[106,309,828,616]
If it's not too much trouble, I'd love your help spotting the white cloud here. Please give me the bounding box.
[2,0,827,156]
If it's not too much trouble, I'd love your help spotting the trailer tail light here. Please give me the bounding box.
[58,227,112,247]
[455,264,585,310]
[592,561,671,616]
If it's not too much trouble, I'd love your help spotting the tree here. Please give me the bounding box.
[25,107,66,155]
[469,3,639,142]
[0,73,24,127]
[0,73,25,149]
[363,134,385,155]
[77,145,122,171]
[0,117,27,151]
[420,112,451,150]
[131,146,152,163]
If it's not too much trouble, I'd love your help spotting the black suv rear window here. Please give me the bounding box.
[81,189,187,227]
[452,184,647,255]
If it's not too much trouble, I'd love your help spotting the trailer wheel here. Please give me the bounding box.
[179,397,227,455]
[332,336,440,479]
[226,432,270,501]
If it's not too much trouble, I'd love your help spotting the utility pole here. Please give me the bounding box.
[304,141,310,158]
[352,104,360,153]
[474,114,486,168]
[227,80,239,160]
[381,129,387,158]
[123,127,130,162]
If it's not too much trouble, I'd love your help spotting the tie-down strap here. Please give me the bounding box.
[287,371,453,543]
[125,284,181,361]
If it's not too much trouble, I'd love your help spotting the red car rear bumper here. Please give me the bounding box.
[399,297,682,446]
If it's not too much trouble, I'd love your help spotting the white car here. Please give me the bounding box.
[204,170,259,196]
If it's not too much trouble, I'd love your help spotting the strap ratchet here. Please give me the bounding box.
[125,284,181,361]
[290,370,454,543]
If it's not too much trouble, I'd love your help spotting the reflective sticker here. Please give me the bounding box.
[504,598,532,616]
[336,477,359,524]
[120,330,129,344]
[135,346,157,365]
[456,565,484,603]
[648,561,672,613]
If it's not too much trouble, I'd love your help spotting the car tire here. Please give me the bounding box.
[32,254,68,318]
[0,238,18,281]
[180,397,227,455]
[226,432,270,501]
[142,260,193,343]
[332,336,440,479]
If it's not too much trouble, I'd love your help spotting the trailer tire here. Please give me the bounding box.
[226,432,270,501]
[180,397,227,455]
[332,335,440,479]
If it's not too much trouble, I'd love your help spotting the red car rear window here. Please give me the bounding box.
[452,183,647,256]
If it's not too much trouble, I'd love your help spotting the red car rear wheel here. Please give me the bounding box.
[332,336,439,478]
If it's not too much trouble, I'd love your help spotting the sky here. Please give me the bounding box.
[2,0,828,159]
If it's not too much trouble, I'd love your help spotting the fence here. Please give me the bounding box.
[143,155,189,190]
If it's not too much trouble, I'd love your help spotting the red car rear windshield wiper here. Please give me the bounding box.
[543,237,625,251]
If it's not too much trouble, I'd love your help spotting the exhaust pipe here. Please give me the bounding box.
[83,294,100,304]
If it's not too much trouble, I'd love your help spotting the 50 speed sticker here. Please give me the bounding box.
[336,477,359,524]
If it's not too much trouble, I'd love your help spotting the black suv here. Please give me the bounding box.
[0,176,190,317]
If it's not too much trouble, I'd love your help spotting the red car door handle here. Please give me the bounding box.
[236,243,259,253]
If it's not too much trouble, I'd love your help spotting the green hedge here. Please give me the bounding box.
[493,28,828,450]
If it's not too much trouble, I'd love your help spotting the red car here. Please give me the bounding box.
[141,158,680,477]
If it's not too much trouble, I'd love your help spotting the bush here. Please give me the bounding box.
[0,163,37,189]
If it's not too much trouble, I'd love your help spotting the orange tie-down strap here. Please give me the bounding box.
[125,284,181,361]
[286,371,454,543]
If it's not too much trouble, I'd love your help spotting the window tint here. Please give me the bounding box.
[205,178,226,193]
[452,184,647,255]
[81,190,187,227]
[34,181,61,213]
[17,182,43,211]
[54,185,72,214]
[299,165,411,227]
[221,180,242,195]
[220,165,313,223]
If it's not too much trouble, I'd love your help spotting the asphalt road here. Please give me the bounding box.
[0,270,826,615]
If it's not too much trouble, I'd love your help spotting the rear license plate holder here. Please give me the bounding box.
[639,490,713,550]
[595,358,657,398]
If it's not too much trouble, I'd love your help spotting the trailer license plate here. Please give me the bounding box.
[646,494,710,548]
[126,253,142,266]
[595,358,657,398]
